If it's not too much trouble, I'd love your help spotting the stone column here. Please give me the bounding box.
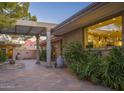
[35,35,40,64]
[46,28,51,67]
[122,13,124,46]
[12,48,16,60]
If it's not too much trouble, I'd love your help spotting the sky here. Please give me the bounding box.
[29,2,91,24]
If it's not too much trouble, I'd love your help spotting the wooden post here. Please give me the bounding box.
[36,35,40,64]
[12,48,16,60]
[46,28,51,67]
[83,28,88,48]
[122,13,124,46]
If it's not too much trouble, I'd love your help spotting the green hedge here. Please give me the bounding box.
[0,50,7,63]
[63,41,124,90]
[40,49,46,61]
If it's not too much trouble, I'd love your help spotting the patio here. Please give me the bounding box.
[0,60,113,91]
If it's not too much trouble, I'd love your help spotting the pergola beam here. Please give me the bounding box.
[37,28,46,36]
[35,34,40,64]
[16,20,56,28]
[26,27,33,35]
[15,26,17,34]
[0,20,56,36]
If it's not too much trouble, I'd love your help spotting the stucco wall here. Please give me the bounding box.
[13,49,37,60]
[61,28,83,53]
[53,41,61,57]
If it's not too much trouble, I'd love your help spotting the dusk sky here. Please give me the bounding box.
[29,2,91,24]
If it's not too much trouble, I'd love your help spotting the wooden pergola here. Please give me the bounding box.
[0,20,57,65]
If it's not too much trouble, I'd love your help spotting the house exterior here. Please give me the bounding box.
[52,2,124,54]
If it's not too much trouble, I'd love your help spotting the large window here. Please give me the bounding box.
[85,16,122,48]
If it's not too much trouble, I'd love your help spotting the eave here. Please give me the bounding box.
[53,2,124,35]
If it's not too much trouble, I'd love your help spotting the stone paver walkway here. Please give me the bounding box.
[0,60,113,91]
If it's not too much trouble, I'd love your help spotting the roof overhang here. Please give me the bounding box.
[0,43,21,47]
[0,20,57,36]
[53,2,124,35]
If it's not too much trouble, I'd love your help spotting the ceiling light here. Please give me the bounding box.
[99,23,102,25]
[112,18,116,21]
[89,29,92,31]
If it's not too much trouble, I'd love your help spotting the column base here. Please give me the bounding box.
[45,63,52,68]
[35,61,40,64]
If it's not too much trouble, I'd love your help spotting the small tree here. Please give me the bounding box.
[0,2,37,29]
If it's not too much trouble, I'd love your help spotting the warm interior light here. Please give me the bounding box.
[118,41,122,46]
[86,16,122,48]
[112,18,116,21]
[99,23,102,25]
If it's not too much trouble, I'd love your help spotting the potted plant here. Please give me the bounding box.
[8,59,15,64]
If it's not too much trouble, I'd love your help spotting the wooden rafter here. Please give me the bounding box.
[26,27,33,35]
[37,27,46,36]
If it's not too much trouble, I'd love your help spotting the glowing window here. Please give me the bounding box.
[85,16,122,48]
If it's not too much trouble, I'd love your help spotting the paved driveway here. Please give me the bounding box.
[0,60,113,91]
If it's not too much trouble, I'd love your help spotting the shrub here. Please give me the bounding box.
[102,47,124,90]
[63,41,124,90]
[40,49,46,61]
[84,50,104,83]
[63,41,85,76]
[63,41,83,64]
[0,50,7,63]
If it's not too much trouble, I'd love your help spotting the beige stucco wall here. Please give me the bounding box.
[61,28,83,53]
[13,49,37,60]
